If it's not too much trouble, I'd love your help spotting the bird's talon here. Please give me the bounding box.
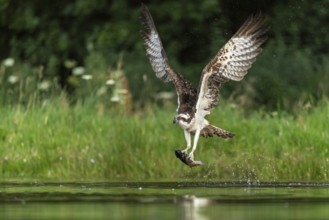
[175,149,205,167]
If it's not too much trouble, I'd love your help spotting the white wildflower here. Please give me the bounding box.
[81,74,92,80]
[8,75,19,84]
[72,66,85,76]
[38,81,51,91]
[118,89,128,94]
[97,86,107,96]
[110,95,120,102]
[3,58,15,67]
[105,79,115,86]
[142,74,148,82]
[64,60,77,69]
[155,91,175,100]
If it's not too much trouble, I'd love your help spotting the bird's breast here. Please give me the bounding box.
[181,117,210,134]
[177,117,208,133]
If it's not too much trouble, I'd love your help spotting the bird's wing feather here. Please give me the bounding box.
[195,13,267,120]
[140,4,173,83]
[141,4,197,112]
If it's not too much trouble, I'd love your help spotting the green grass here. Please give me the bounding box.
[0,97,329,182]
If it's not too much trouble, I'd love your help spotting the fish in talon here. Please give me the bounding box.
[175,149,205,167]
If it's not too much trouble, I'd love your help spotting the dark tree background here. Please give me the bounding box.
[1,0,329,111]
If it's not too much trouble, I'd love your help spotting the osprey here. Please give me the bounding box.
[141,4,267,167]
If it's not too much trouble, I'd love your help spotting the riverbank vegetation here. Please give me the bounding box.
[1,97,328,182]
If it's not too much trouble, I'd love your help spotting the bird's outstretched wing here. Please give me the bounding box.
[141,4,197,113]
[195,13,268,119]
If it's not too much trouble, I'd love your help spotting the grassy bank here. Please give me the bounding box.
[0,98,328,182]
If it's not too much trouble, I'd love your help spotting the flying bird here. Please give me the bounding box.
[141,4,267,167]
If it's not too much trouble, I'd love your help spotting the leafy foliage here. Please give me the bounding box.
[0,0,329,111]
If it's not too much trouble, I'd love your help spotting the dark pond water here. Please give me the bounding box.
[1,181,329,220]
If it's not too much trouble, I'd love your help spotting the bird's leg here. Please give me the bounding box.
[188,127,201,161]
[181,130,191,154]
[175,127,204,167]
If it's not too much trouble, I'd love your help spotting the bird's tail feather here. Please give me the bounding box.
[200,125,235,139]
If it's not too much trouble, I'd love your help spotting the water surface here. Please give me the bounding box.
[1,181,329,219]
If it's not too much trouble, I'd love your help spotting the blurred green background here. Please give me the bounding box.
[1,0,328,112]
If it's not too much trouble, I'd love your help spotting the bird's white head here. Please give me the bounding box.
[173,113,192,129]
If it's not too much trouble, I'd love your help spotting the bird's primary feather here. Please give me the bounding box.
[141,4,197,114]
[140,4,173,83]
[195,13,267,120]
